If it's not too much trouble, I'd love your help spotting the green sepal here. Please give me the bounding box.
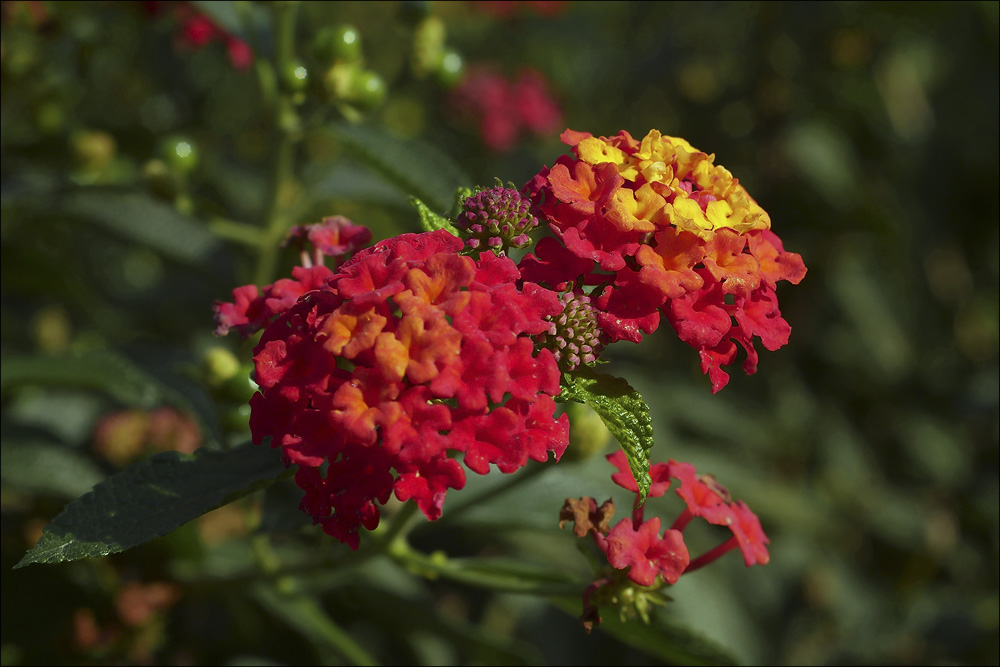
[411,196,460,236]
[453,186,475,216]
[559,367,654,504]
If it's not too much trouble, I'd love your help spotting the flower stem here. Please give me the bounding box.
[684,536,738,574]
[253,0,301,287]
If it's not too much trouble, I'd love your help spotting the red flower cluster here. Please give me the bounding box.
[522,129,807,391]
[560,451,769,630]
[449,67,562,152]
[215,227,570,548]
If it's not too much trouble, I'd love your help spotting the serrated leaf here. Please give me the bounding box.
[0,350,224,448]
[1,441,106,499]
[15,441,288,568]
[329,123,470,213]
[560,367,654,503]
[410,197,460,236]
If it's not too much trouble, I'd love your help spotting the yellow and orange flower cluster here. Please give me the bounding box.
[522,128,807,391]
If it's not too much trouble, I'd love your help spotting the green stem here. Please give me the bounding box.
[372,500,422,546]
[385,538,582,596]
[253,1,301,287]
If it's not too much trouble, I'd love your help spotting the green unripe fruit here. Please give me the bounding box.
[349,70,386,110]
[562,403,612,461]
[142,159,180,200]
[71,130,117,170]
[159,134,199,174]
[435,48,464,87]
[282,60,309,93]
[313,24,362,64]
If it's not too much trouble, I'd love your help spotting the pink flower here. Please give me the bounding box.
[560,453,770,629]
[604,517,689,586]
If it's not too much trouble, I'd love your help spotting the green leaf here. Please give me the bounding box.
[60,190,221,265]
[14,441,289,568]
[550,596,739,666]
[0,350,224,448]
[1,441,106,499]
[329,123,470,213]
[560,367,654,503]
[410,197,460,236]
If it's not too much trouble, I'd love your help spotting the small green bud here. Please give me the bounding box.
[143,159,180,200]
[203,346,242,387]
[562,402,612,461]
[435,48,464,87]
[159,134,199,174]
[313,24,362,64]
[282,60,309,93]
[349,69,386,110]
[71,130,117,170]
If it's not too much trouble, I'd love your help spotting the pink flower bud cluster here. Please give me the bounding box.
[456,186,540,251]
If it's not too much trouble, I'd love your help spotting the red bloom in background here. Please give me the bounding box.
[450,67,562,152]
[471,1,569,18]
[216,228,569,549]
[146,1,253,70]
[522,129,806,391]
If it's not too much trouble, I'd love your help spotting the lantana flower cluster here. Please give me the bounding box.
[521,129,806,391]
[560,451,769,631]
[215,220,569,548]
[214,128,803,628]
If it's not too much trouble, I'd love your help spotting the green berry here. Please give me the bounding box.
[282,60,309,93]
[435,48,464,87]
[313,24,362,64]
[159,135,199,174]
[349,70,386,110]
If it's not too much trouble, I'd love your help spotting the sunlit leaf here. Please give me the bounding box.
[411,197,460,235]
[559,367,654,503]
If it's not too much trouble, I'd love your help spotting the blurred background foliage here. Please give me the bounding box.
[1,1,997,665]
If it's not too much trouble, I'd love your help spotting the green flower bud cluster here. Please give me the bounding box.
[540,291,609,372]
